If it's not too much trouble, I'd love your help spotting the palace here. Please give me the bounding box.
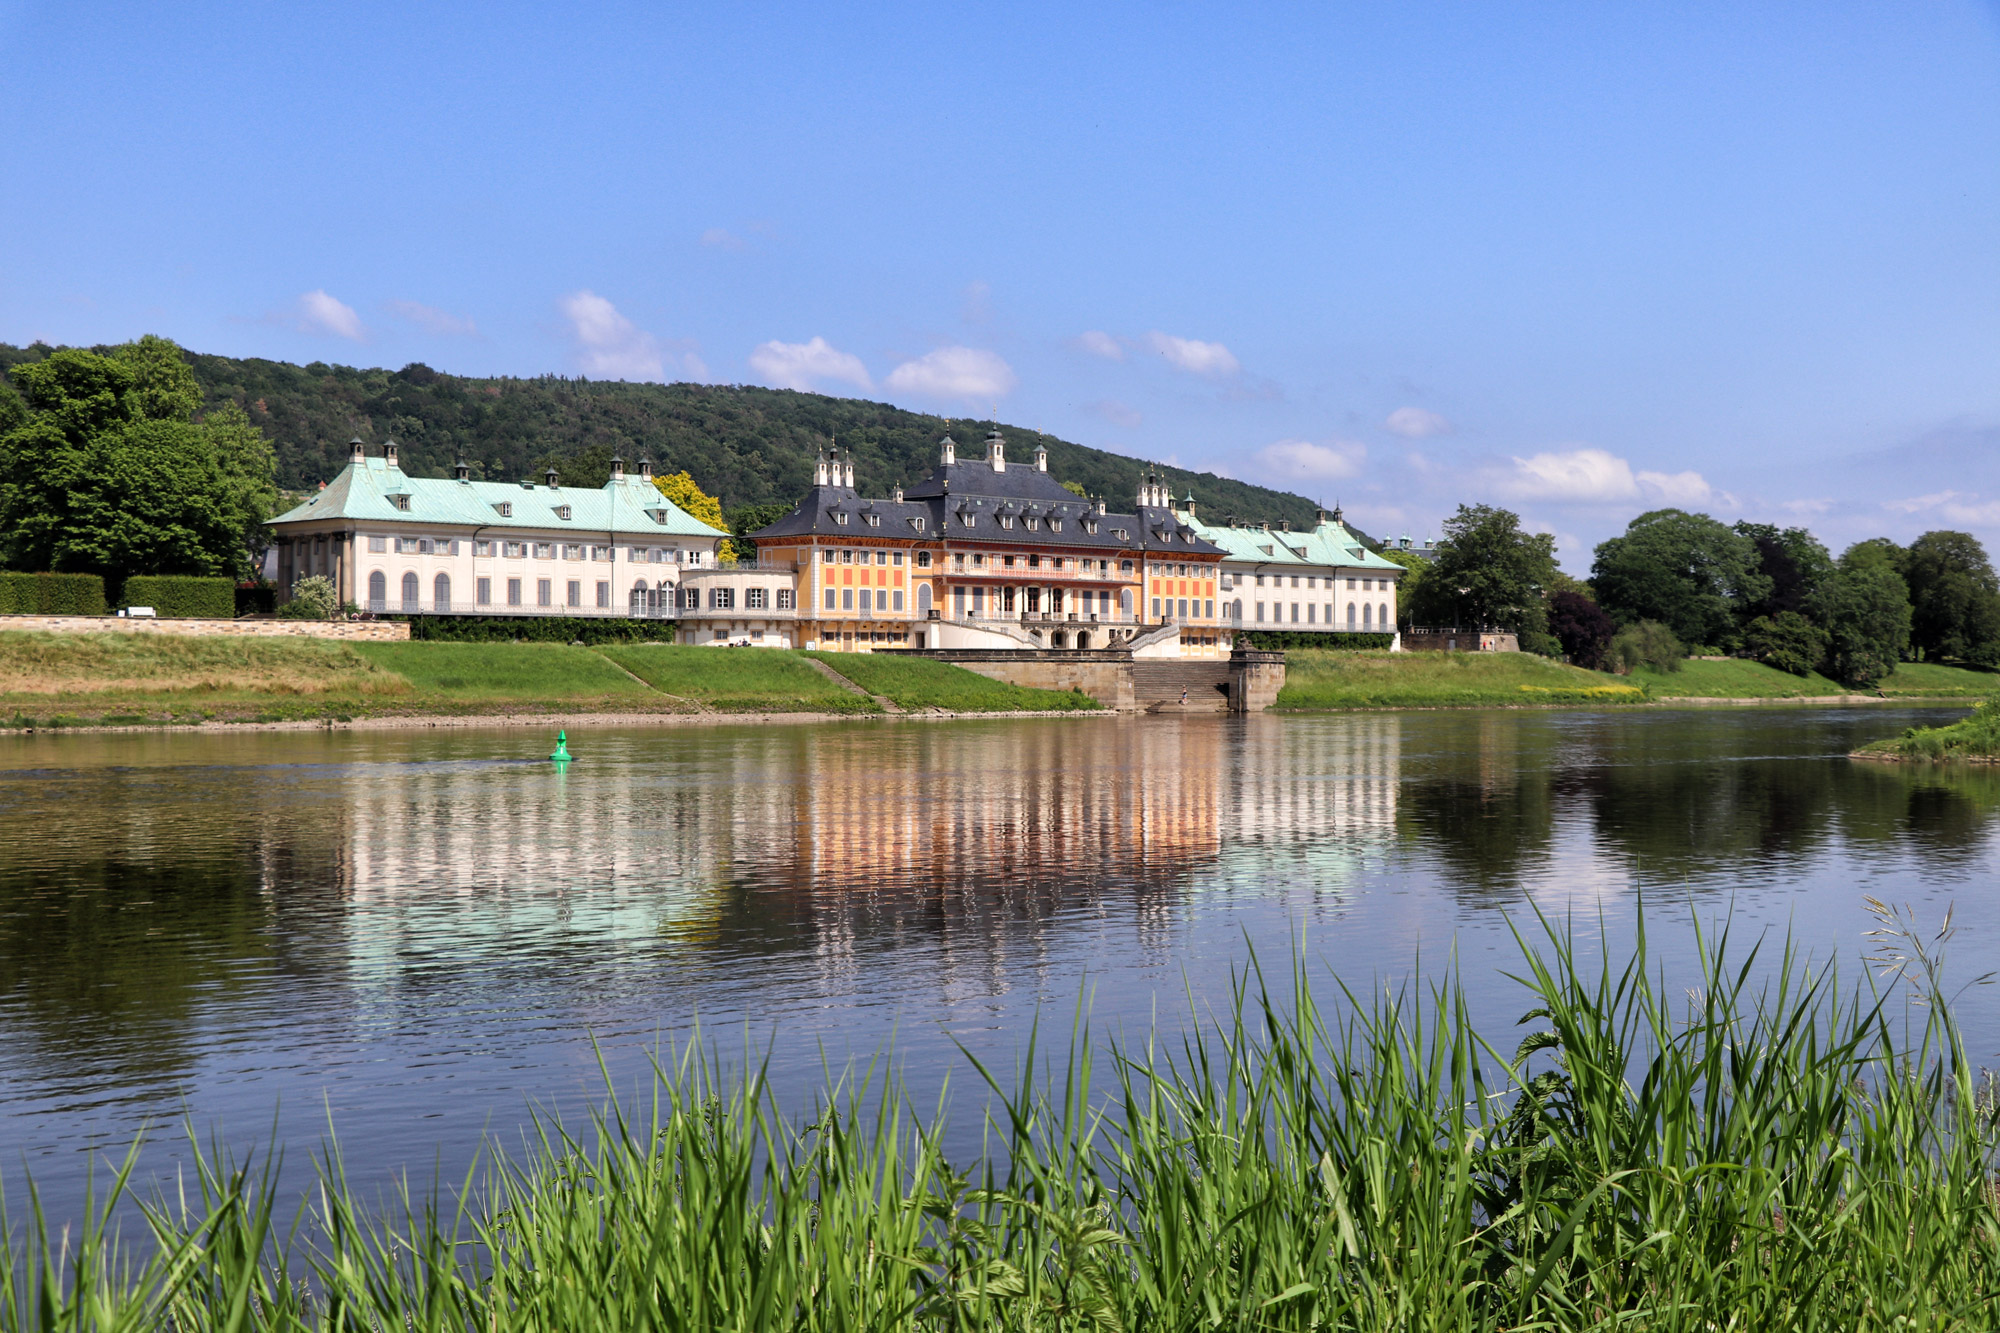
[266,440,729,615]
[679,428,1233,655]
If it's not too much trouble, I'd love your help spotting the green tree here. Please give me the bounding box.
[1591,509,1769,651]
[0,337,276,590]
[1900,530,2000,665]
[1810,543,1913,689]
[1059,479,1088,498]
[724,499,794,562]
[1608,620,1684,674]
[1732,522,1833,623]
[1744,611,1830,677]
[1419,504,1560,652]
[1380,548,1429,630]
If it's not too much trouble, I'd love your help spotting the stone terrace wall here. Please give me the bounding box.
[0,616,412,641]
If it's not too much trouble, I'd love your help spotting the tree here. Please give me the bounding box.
[1591,509,1769,651]
[1379,548,1429,630]
[654,470,727,530]
[1608,620,1684,674]
[1744,611,1830,677]
[1548,590,1614,670]
[0,337,276,590]
[724,499,794,562]
[1059,479,1088,498]
[1810,543,1913,689]
[1900,530,2000,665]
[1733,522,1833,623]
[1418,505,1560,652]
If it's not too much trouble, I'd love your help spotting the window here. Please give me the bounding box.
[916,584,931,614]
[368,535,388,553]
[649,548,666,563]
[777,588,794,610]
[1307,604,1315,624]
[892,552,904,566]
[1347,577,1356,589]
[842,589,854,610]
[824,588,837,609]
[1120,560,1134,573]
[434,573,451,612]
[913,516,927,532]
[706,587,732,610]
[554,505,572,521]
[1347,603,1357,627]
[396,537,418,554]
[1051,519,1062,532]
[961,513,975,527]
[1026,554,1040,569]
[746,587,767,610]
[566,580,581,607]
[535,543,554,559]
[507,578,522,606]
[1290,575,1300,587]
[834,511,848,525]
[1114,529,1128,541]
[1003,555,1016,569]
[865,513,880,527]
[973,554,986,567]
[892,589,905,611]
[1178,598,1189,619]
[1205,600,1214,618]
[564,544,583,561]
[1363,603,1373,627]
[474,540,493,556]
[916,551,932,568]
[1256,601,1265,622]
[505,541,526,558]
[1291,603,1300,623]
[1380,601,1390,626]
[840,549,853,563]
[1025,517,1039,530]
[591,546,612,562]
[596,581,610,608]
[537,578,552,607]
[368,570,386,610]
[477,577,491,605]
[1000,516,1014,529]
[401,572,420,612]
[1152,597,1162,618]
[493,502,513,518]
[953,553,966,567]
[390,494,411,511]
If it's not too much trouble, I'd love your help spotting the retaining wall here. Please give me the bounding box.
[0,616,412,641]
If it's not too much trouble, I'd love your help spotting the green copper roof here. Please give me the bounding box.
[1179,510,1404,572]
[270,458,729,539]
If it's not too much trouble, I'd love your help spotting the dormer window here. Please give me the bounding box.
[646,508,668,524]
[834,511,849,525]
[1050,519,1062,532]
[960,513,975,527]
[865,513,880,527]
[553,505,572,521]
[389,494,411,511]
[493,502,513,518]
[1000,516,1014,530]
[1114,529,1128,541]
[911,517,926,532]
[1025,517,1040,530]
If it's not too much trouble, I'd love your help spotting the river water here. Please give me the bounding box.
[1,706,1995,1215]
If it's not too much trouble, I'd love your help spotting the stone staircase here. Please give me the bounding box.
[1132,660,1233,713]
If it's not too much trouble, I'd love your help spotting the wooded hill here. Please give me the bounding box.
[0,343,1325,529]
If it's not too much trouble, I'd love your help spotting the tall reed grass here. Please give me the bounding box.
[5,905,1996,1330]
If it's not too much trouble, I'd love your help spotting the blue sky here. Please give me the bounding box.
[4,1,1998,569]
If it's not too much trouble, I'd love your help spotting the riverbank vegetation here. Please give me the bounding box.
[599,644,878,713]
[1630,656,1999,700]
[7,908,1995,1329]
[1277,648,1648,709]
[1854,698,2000,761]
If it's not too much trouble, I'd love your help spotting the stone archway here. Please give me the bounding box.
[1075,630,1091,650]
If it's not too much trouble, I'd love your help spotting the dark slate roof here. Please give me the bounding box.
[749,468,1225,556]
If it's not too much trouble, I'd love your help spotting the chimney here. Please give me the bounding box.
[986,428,1005,472]
[545,467,559,489]
[1034,441,1048,472]
[1184,492,1197,519]
[383,439,400,468]
[454,457,470,482]
[611,455,625,481]
[348,436,366,466]
[639,456,653,481]
[815,449,831,487]
[940,434,956,466]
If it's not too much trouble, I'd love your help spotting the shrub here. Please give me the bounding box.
[396,615,678,645]
[1235,630,1395,651]
[121,575,236,619]
[0,571,108,616]
[1548,590,1614,669]
[1744,610,1830,676]
[1608,619,1684,674]
[234,583,277,616]
[280,575,340,620]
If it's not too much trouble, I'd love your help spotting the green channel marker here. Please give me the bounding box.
[549,729,573,762]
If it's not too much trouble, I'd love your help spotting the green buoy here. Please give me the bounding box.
[549,729,573,762]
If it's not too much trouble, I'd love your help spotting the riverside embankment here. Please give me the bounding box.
[1,631,1991,728]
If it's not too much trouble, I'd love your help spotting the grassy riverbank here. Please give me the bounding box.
[9,909,1995,1329]
[1631,657,2000,700]
[1853,698,1998,760]
[0,632,1095,725]
[1277,648,1648,709]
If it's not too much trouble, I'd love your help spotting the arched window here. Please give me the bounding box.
[1347,602,1357,627]
[1119,589,1133,617]
[433,572,451,612]
[1362,603,1371,627]
[368,570,386,612]
[917,583,932,613]
[1380,602,1390,628]
[401,571,420,612]
[630,580,651,616]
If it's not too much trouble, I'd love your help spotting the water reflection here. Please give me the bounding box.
[0,706,1991,1207]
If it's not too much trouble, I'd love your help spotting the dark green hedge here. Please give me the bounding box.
[235,584,278,616]
[393,615,679,644]
[0,572,108,616]
[122,575,236,619]
[1236,629,1396,651]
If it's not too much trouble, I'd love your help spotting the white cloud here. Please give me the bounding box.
[1147,331,1239,377]
[1884,490,1967,514]
[700,227,747,251]
[747,336,873,392]
[1500,447,1717,507]
[884,346,1017,401]
[1255,438,1365,482]
[1942,499,2000,524]
[1896,491,2000,525]
[557,290,705,382]
[1385,406,1451,438]
[1780,497,1834,516]
[293,289,365,340]
[1076,330,1125,361]
[386,300,478,337]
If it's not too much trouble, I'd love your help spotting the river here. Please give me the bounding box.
[1,706,1993,1215]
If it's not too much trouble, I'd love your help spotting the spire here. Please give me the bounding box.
[383,439,399,468]
[454,457,470,482]
[610,455,625,481]
[544,466,559,489]
[815,447,831,487]
[986,427,1006,472]
[1034,439,1048,472]
[638,456,653,481]
[348,436,366,465]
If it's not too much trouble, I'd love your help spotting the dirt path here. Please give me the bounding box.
[800,658,905,714]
